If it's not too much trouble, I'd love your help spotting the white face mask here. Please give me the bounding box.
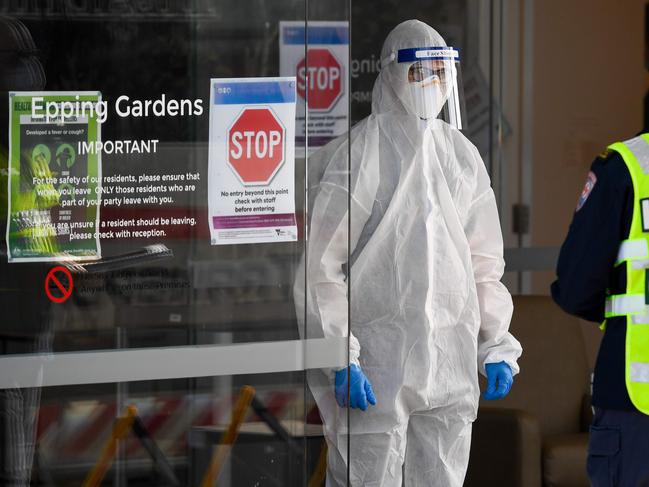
[407,78,448,120]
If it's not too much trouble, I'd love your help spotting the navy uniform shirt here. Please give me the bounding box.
[551,150,636,411]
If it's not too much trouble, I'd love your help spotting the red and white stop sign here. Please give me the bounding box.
[297,48,343,111]
[227,107,286,185]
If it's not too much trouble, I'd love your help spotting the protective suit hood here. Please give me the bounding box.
[372,19,454,120]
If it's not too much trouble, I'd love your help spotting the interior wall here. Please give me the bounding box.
[529,0,649,294]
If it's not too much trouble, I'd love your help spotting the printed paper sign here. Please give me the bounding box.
[279,21,349,153]
[6,91,102,263]
[208,77,298,245]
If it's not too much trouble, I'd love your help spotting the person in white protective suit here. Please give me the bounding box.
[294,19,522,487]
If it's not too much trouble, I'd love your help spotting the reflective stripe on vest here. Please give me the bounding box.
[616,239,649,264]
[607,134,649,414]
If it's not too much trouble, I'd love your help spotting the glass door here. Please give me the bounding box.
[0,1,352,486]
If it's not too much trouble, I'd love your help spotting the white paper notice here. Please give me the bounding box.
[279,21,349,153]
[208,77,298,245]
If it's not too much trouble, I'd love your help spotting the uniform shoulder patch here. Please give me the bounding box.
[576,171,597,212]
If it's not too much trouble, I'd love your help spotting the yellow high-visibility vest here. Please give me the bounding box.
[605,134,649,415]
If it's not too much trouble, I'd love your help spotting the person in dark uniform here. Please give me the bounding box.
[552,136,649,487]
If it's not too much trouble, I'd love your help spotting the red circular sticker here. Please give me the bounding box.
[45,266,74,303]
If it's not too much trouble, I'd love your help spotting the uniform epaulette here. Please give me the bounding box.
[598,148,612,159]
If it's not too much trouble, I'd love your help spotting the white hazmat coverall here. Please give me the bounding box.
[294,19,522,487]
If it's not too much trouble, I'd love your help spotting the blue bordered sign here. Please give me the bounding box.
[213,79,296,106]
[208,77,298,246]
[279,21,350,153]
[281,25,349,45]
[397,46,460,63]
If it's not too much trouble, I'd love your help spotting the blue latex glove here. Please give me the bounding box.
[483,361,513,400]
[334,364,377,411]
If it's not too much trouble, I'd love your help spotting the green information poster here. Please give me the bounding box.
[6,92,102,262]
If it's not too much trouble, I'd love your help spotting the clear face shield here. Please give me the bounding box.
[394,47,465,129]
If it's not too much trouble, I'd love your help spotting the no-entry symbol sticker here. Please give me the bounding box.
[45,266,74,303]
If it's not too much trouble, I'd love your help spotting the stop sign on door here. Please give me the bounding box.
[297,48,343,111]
[227,107,286,185]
